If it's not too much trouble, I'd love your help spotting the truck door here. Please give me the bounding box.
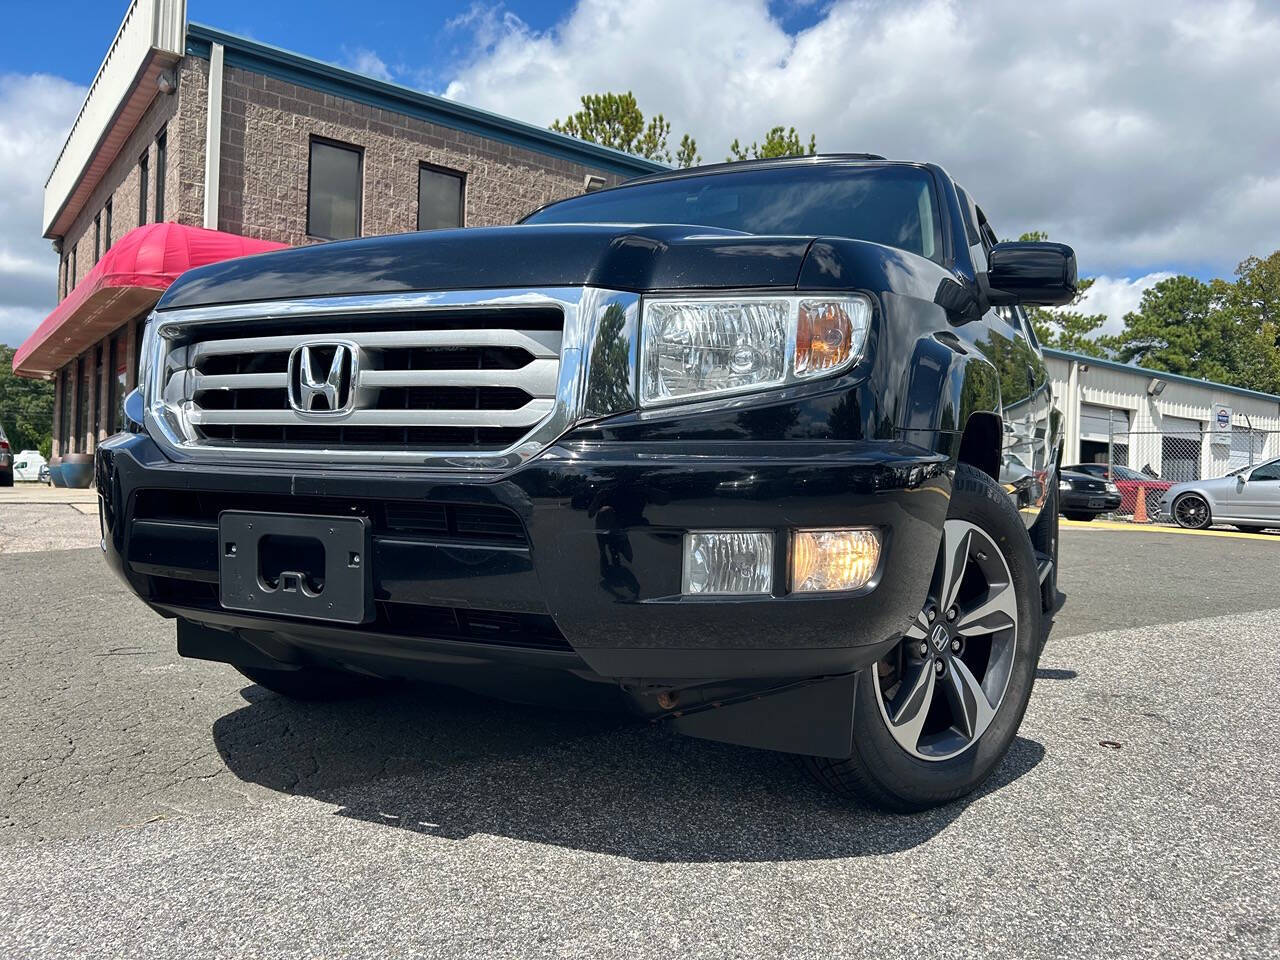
[985,306,1051,522]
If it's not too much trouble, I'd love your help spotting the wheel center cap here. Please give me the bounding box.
[929,623,950,654]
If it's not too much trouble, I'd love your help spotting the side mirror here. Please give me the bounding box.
[987,241,1078,306]
[123,387,145,431]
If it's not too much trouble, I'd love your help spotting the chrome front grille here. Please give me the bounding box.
[144,288,641,470]
[173,324,561,449]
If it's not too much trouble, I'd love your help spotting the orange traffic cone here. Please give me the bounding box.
[1133,484,1148,523]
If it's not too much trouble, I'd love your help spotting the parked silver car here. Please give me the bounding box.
[1160,458,1280,531]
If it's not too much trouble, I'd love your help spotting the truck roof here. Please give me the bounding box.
[622,153,898,187]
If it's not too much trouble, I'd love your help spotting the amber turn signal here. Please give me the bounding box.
[791,527,882,593]
[794,299,867,377]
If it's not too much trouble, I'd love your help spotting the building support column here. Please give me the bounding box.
[68,361,80,455]
[50,372,63,459]
[1064,359,1081,464]
[202,41,225,229]
[124,319,140,393]
[96,340,109,448]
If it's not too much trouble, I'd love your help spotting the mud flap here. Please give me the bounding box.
[176,618,301,671]
[665,672,858,759]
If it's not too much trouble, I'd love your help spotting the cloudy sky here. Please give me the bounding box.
[2,0,1278,347]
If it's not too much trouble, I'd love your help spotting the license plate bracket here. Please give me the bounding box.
[1088,497,1105,508]
[218,511,372,624]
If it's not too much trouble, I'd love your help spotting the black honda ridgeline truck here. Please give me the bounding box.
[98,156,1073,811]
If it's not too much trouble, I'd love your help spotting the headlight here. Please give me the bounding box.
[1059,479,1073,491]
[639,294,871,407]
[1105,481,1120,494]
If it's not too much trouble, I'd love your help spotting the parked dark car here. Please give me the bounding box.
[1058,469,1121,521]
[97,155,1075,811]
[1064,463,1171,516]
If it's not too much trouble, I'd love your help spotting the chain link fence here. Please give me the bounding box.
[1074,413,1280,523]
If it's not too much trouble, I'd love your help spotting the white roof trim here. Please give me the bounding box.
[43,0,187,237]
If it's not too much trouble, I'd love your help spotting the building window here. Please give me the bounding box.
[104,199,113,252]
[307,138,362,240]
[60,255,67,299]
[139,149,149,225]
[93,213,101,264]
[154,128,167,221]
[70,246,77,294]
[417,164,465,231]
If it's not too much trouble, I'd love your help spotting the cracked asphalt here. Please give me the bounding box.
[1,522,1278,959]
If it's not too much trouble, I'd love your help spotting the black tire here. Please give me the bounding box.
[1235,525,1268,533]
[803,463,1042,813]
[1062,511,1093,522]
[235,663,391,700]
[0,472,12,488]
[1172,493,1211,530]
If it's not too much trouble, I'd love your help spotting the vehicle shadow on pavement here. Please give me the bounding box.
[211,682,1045,863]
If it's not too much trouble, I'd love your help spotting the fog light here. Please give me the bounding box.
[682,531,774,595]
[791,528,881,593]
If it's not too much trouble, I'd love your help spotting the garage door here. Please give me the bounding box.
[1080,404,1130,442]
[1162,416,1202,481]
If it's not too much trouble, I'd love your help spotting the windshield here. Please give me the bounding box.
[1111,466,1154,481]
[525,164,943,262]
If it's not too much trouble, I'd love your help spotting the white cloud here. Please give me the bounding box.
[439,0,1280,277]
[340,47,394,83]
[1071,273,1175,335]
[0,73,85,349]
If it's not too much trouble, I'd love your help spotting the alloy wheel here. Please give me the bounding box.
[1174,494,1210,529]
[873,519,1019,762]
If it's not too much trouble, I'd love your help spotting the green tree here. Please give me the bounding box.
[1210,250,1280,394]
[675,133,700,168]
[0,346,55,455]
[1099,250,1280,394]
[1104,275,1232,380]
[1015,232,1111,358]
[550,92,699,167]
[727,126,817,161]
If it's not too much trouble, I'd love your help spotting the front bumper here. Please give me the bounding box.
[96,431,949,684]
[1061,488,1121,514]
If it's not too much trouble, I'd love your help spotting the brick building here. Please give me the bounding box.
[15,0,662,466]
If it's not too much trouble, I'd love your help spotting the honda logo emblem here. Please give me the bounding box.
[288,341,357,416]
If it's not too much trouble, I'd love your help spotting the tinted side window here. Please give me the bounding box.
[954,185,981,247]
[1251,462,1280,481]
[1016,306,1040,350]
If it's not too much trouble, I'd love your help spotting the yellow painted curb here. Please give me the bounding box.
[1061,518,1280,541]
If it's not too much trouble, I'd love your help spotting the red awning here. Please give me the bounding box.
[13,222,289,379]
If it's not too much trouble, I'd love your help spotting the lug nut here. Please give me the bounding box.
[926,608,936,623]
[950,638,961,653]
[946,606,958,622]
[919,641,929,657]
[934,659,945,675]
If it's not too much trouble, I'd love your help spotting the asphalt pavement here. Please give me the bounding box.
[1,525,1277,959]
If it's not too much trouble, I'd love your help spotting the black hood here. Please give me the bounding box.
[157,224,816,309]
